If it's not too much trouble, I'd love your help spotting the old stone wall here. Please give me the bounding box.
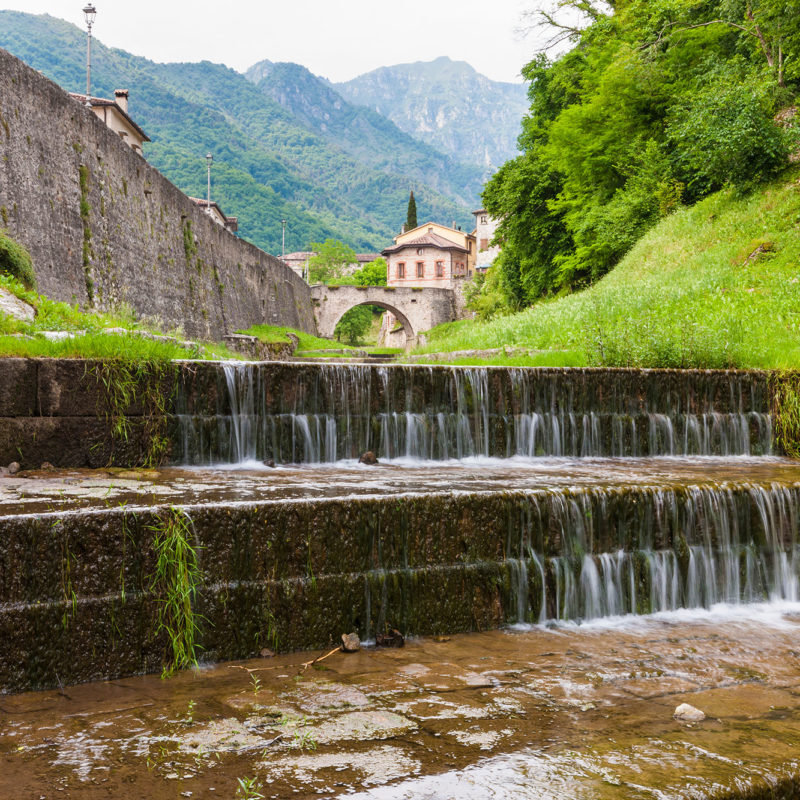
[0,48,315,339]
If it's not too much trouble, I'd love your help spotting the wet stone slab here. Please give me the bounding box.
[3,457,800,515]
[3,613,800,799]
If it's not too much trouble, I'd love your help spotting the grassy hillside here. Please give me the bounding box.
[0,12,474,253]
[418,170,800,370]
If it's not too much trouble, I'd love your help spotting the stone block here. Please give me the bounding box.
[0,359,37,416]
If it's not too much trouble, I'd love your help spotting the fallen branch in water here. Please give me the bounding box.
[300,646,341,672]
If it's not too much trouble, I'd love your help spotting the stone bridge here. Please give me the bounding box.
[310,284,457,345]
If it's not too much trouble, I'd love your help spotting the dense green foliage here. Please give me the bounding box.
[308,240,359,284]
[406,191,418,230]
[478,0,800,313]
[0,12,475,255]
[416,169,800,370]
[0,230,35,289]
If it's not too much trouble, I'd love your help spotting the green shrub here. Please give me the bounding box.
[0,230,35,289]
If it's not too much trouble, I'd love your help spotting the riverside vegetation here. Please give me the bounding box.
[418,169,800,369]
[474,0,800,311]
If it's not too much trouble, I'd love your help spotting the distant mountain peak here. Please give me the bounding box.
[334,59,528,171]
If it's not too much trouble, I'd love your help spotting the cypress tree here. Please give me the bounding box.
[406,190,417,230]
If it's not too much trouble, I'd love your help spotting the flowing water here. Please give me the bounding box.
[4,362,799,796]
[175,364,774,463]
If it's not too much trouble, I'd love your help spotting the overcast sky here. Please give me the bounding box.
[1,0,543,83]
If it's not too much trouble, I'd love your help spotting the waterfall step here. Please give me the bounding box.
[2,459,800,691]
[176,362,775,463]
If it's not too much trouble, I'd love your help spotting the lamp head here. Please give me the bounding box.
[83,3,96,26]
[206,153,213,164]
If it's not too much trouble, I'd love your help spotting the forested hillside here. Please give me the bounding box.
[244,60,484,205]
[0,12,476,253]
[475,0,800,314]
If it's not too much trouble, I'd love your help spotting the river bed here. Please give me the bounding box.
[3,611,800,798]
[3,456,800,515]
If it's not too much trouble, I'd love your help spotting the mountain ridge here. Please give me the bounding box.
[244,59,484,205]
[0,11,481,254]
[333,56,528,172]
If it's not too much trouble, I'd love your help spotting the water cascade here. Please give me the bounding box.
[175,363,773,463]
[354,483,800,630]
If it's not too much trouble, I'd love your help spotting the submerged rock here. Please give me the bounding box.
[674,703,705,722]
[359,451,378,465]
[341,632,361,652]
[376,629,405,648]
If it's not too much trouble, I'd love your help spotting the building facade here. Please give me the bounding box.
[382,222,476,289]
[189,198,239,233]
[473,209,500,272]
[69,90,149,155]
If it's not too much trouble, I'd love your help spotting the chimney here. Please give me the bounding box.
[452,220,457,229]
[114,89,129,113]
[401,223,407,233]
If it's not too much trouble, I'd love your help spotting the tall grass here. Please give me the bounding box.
[149,507,203,677]
[418,169,800,370]
[0,274,240,361]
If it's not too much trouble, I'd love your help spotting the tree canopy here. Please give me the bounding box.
[307,239,359,284]
[406,191,418,230]
[477,0,800,315]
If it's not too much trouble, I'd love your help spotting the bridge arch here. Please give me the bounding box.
[328,300,415,344]
[310,284,458,349]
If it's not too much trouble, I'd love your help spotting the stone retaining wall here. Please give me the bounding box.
[0,47,315,340]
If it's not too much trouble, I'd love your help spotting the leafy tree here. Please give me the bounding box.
[334,305,373,344]
[307,239,358,284]
[351,257,387,286]
[667,68,790,197]
[406,191,418,230]
[477,0,800,310]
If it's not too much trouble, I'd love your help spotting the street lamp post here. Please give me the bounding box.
[206,153,213,209]
[83,4,96,107]
[281,219,286,259]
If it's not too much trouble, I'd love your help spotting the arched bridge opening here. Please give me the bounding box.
[309,285,458,350]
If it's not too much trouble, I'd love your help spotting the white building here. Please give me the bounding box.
[473,209,500,272]
[69,89,149,156]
